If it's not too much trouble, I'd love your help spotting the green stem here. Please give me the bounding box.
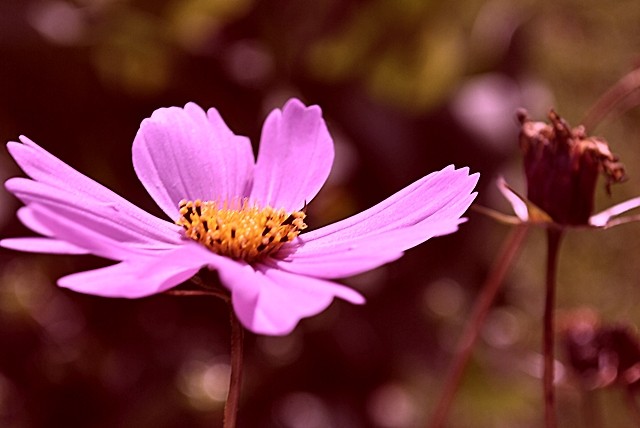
[427,223,530,428]
[543,228,564,428]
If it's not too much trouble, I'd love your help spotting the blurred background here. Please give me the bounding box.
[2,0,640,426]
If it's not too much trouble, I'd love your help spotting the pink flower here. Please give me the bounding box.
[2,99,478,335]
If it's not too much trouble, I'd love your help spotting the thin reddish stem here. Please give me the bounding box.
[581,389,601,428]
[164,285,243,428]
[427,223,530,428]
[624,386,640,426]
[581,66,640,131]
[543,227,564,428]
[224,303,244,428]
[163,289,230,301]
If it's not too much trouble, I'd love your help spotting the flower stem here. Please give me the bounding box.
[543,227,564,428]
[624,386,640,426]
[224,301,244,428]
[164,286,244,428]
[581,66,640,131]
[427,223,530,428]
[163,289,230,301]
[581,389,601,428]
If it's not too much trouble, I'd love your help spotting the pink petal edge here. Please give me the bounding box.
[132,103,254,219]
[497,177,529,221]
[57,242,225,298]
[249,99,334,212]
[8,137,176,237]
[294,166,478,254]
[6,178,181,250]
[1,237,89,254]
[590,196,640,227]
[218,261,364,335]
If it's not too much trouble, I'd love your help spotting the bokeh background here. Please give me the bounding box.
[2,0,640,427]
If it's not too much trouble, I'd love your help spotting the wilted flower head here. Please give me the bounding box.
[480,109,640,229]
[1,99,478,335]
[518,109,626,225]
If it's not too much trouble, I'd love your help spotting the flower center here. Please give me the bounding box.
[176,199,307,262]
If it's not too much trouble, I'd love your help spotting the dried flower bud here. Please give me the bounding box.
[598,326,640,388]
[563,315,640,390]
[518,109,626,225]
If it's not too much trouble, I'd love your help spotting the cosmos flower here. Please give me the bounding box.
[2,99,478,335]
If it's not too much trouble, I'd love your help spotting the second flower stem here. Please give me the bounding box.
[543,227,564,428]
[427,223,529,428]
[624,386,640,426]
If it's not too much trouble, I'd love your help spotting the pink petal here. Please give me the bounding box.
[495,178,552,224]
[57,243,217,298]
[497,177,529,221]
[6,178,181,250]
[590,196,640,227]
[7,137,175,234]
[1,237,89,254]
[9,207,93,254]
[21,203,159,260]
[249,99,333,212]
[270,166,477,279]
[273,217,463,278]
[16,207,54,237]
[217,263,363,335]
[294,166,478,255]
[270,243,403,278]
[132,103,254,219]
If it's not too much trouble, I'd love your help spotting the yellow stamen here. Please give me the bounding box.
[176,198,307,262]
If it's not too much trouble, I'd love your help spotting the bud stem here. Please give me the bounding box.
[544,228,564,428]
[624,385,640,426]
[581,390,601,428]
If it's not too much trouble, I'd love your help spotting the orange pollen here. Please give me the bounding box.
[176,198,307,262]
